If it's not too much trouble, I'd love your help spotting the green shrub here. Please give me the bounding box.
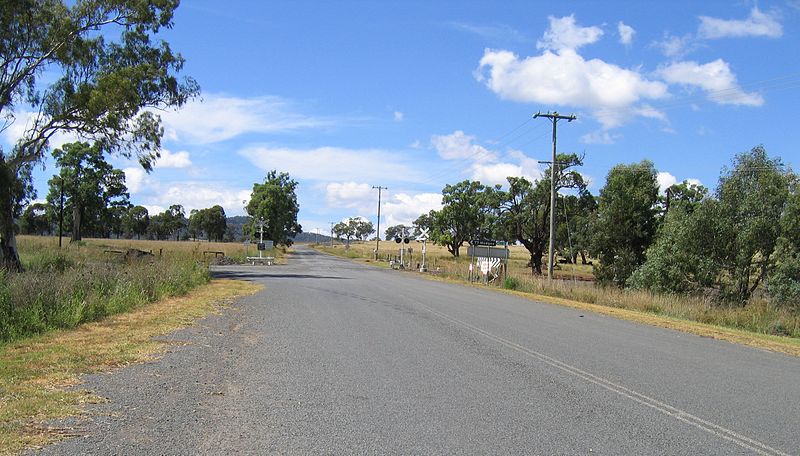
[503,277,520,290]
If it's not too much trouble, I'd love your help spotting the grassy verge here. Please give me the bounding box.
[0,279,262,455]
[312,243,800,354]
[2,241,211,343]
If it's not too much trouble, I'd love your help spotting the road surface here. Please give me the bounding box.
[38,246,800,455]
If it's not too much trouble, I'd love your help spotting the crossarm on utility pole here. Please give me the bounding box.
[533,111,576,280]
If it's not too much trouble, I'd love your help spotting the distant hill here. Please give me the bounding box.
[291,231,332,244]
[224,217,331,244]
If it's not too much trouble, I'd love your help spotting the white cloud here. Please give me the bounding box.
[393,111,404,121]
[155,149,192,169]
[155,185,252,214]
[1,110,81,150]
[653,34,696,58]
[618,21,635,45]
[142,205,165,216]
[159,94,333,144]
[658,59,763,106]
[321,184,441,229]
[383,192,442,227]
[239,145,423,183]
[657,171,678,193]
[698,7,782,39]
[471,162,524,186]
[477,48,668,128]
[325,182,373,209]
[657,172,704,194]
[431,130,497,162]
[537,15,603,52]
[123,167,147,193]
[581,130,620,145]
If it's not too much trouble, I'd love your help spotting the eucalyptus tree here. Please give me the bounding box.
[246,171,301,246]
[590,161,660,286]
[45,142,129,241]
[496,154,586,274]
[0,0,198,270]
[429,180,497,257]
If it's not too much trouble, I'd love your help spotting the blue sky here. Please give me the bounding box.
[8,1,800,238]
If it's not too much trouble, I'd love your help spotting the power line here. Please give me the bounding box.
[533,111,577,281]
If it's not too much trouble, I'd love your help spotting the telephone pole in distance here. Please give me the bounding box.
[372,186,387,260]
[533,111,576,280]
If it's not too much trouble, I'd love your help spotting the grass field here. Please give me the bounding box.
[1,235,284,344]
[313,240,800,341]
[15,236,285,266]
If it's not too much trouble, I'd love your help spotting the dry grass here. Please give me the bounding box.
[0,279,262,455]
[15,235,285,265]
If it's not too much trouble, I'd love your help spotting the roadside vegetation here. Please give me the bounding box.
[1,236,281,344]
[0,278,261,455]
[318,146,799,341]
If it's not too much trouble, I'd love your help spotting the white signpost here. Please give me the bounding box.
[418,228,429,272]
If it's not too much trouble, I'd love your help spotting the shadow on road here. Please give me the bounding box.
[211,270,348,281]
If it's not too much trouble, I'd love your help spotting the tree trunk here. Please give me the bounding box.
[580,251,587,265]
[532,251,543,275]
[71,203,82,242]
[0,160,23,272]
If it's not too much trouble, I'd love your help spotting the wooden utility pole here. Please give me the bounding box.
[533,111,576,280]
[58,177,64,248]
[372,186,387,260]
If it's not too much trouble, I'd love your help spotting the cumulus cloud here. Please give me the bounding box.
[123,167,147,193]
[430,131,544,185]
[698,7,782,39]
[658,59,763,106]
[155,149,192,169]
[240,145,423,183]
[657,171,703,194]
[431,130,497,162]
[156,184,252,214]
[142,205,165,216]
[617,21,635,45]
[159,94,333,144]
[325,182,373,209]
[470,162,525,186]
[477,48,668,129]
[383,192,442,226]
[322,183,441,228]
[657,171,678,192]
[536,15,603,52]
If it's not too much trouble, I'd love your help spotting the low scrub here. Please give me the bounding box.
[0,243,209,344]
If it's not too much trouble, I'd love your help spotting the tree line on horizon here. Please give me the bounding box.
[15,141,302,246]
[373,146,798,307]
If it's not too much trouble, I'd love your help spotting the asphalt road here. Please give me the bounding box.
[37,246,800,455]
